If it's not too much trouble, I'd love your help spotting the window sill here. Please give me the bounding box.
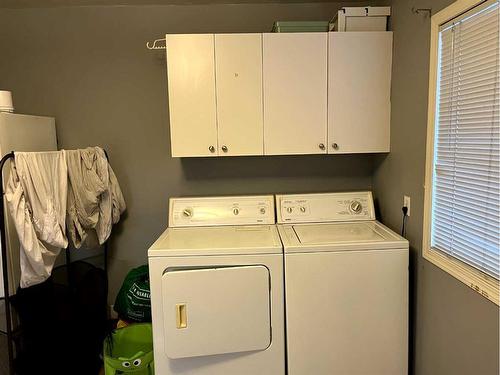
[423,247,499,306]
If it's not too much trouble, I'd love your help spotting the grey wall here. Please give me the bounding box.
[2,2,499,374]
[0,2,377,301]
[374,0,500,374]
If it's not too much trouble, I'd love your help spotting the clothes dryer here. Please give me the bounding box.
[149,195,285,375]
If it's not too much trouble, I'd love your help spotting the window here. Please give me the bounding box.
[424,0,499,305]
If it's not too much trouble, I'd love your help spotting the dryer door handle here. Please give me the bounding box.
[176,303,188,329]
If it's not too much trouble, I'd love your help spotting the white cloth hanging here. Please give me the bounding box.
[5,148,126,288]
[65,147,126,248]
[5,152,68,288]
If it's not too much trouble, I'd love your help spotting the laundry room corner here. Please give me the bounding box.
[0,1,378,310]
[1,0,498,374]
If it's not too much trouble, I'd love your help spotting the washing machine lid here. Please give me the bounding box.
[278,221,408,253]
[148,225,282,257]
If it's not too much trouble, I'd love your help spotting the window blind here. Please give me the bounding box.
[432,0,500,279]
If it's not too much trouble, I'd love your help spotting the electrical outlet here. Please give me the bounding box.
[403,195,411,216]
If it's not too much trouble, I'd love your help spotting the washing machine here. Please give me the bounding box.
[148,195,285,375]
[277,191,409,375]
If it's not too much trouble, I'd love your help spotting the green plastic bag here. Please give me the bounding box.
[114,265,151,322]
[104,323,154,374]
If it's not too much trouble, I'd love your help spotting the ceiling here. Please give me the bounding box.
[0,0,371,8]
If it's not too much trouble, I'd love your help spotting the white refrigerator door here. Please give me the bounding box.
[0,113,57,297]
[285,249,408,375]
[162,265,271,359]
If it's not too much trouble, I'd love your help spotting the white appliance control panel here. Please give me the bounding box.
[276,192,375,224]
[169,195,275,227]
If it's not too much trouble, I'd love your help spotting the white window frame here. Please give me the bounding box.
[423,0,500,306]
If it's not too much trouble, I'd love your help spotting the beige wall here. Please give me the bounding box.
[0,2,377,301]
[374,0,500,374]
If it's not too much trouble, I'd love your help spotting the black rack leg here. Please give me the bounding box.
[1,152,16,375]
[104,242,108,274]
[66,248,72,291]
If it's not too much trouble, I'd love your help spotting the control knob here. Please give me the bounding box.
[350,201,363,214]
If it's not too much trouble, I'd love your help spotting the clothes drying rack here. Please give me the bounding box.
[0,150,110,375]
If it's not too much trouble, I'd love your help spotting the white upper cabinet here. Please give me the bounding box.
[215,34,264,156]
[166,34,218,157]
[165,32,393,157]
[263,33,328,155]
[328,32,393,153]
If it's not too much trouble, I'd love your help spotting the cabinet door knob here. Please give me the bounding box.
[209,145,215,153]
[319,143,325,150]
[221,145,228,153]
[332,143,339,150]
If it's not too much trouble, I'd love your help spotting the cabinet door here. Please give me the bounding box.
[215,34,263,156]
[166,34,218,157]
[328,32,393,154]
[263,33,328,155]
